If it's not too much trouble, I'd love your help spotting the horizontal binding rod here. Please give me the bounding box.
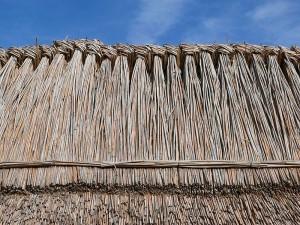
[1,160,300,169]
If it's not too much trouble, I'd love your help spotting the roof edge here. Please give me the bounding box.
[1,39,300,67]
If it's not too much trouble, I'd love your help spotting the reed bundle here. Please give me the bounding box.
[1,190,300,224]
[1,40,300,224]
[0,40,300,190]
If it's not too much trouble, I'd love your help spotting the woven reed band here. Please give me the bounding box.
[1,160,300,169]
[1,39,300,67]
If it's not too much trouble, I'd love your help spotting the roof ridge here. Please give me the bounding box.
[1,39,300,67]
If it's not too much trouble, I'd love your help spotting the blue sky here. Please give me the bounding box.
[1,0,300,47]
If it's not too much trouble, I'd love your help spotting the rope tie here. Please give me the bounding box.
[148,45,165,56]
[263,46,279,55]
[41,46,56,60]
[133,45,150,58]
[73,40,87,52]
[1,160,300,169]
[7,47,24,59]
[54,40,75,57]
[114,44,134,56]
[24,47,40,67]
[1,40,300,68]
[197,45,215,54]
[180,44,199,55]
[215,44,234,55]
[0,49,8,65]
[86,40,103,58]
[164,45,178,56]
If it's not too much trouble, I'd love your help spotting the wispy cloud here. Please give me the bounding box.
[248,0,300,45]
[250,1,293,21]
[182,0,300,46]
[181,1,246,44]
[183,16,236,44]
[127,0,188,44]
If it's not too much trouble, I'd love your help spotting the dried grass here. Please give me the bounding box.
[1,189,300,224]
[0,41,300,190]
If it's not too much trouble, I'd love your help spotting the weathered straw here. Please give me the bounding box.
[0,40,300,190]
[2,159,300,169]
[2,190,300,224]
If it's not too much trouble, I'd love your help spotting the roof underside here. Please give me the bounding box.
[1,40,300,224]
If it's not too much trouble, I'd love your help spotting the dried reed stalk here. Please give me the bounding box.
[0,41,300,189]
[1,190,300,225]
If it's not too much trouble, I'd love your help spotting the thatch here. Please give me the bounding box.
[1,39,300,224]
[1,189,300,224]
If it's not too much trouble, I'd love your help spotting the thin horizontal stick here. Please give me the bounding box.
[2,160,300,169]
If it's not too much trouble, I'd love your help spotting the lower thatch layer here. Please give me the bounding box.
[1,166,300,189]
[1,189,300,225]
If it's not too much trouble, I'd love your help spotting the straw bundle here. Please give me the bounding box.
[1,40,300,224]
[1,189,300,224]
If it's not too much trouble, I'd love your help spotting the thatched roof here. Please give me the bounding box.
[1,39,300,224]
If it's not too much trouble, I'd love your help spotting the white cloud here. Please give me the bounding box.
[181,0,300,45]
[248,0,300,45]
[127,0,188,44]
[183,17,232,44]
[250,1,293,21]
